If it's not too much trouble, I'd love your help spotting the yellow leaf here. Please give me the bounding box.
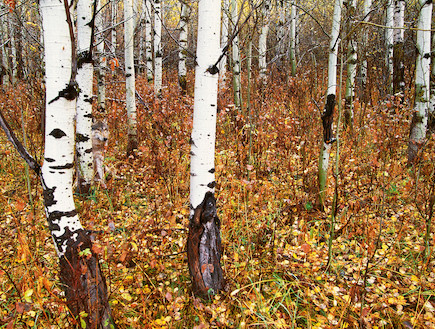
[121,292,132,301]
[23,289,33,303]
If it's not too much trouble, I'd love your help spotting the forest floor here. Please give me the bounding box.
[1,70,435,328]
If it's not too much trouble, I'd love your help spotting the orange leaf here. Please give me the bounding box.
[301,243,311,254]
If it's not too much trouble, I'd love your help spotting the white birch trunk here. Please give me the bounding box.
[144,0,153,82]
[0,15,10,85]
[385,0,394,93]
[344,0,357,127]
[125,0,138,155]
[8,18,17,84]
[111,0,117,59]
[289,3,297,76]
[231,0,242,110]
[178,0,189,92]
[276,0,286,67]
[318,0,342,208]
[361,0,372,93]
[188,0,223,296]
[259,0,270,84]
[40,0,82,257]
[393,0,405,95]
[154,0,163,95]
[75,0,94,193]
[408,0,432,163]
[219,0,229,90]
[97,0,107,113]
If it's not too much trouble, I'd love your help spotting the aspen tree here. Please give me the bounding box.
[219,0,229,90]
[408,0,432,164]
[385,0,394,93]
[259,0,270,84]
[125,0,138,155]
[393,0,405,96]
[276,0,286,68]
[318,0,342,209]
[0,15,10,85]
[154,0,163,95]
[187,0,223,296]
[0,1,115,326]
[145,0,153,82]
[96,0,107,114]
[178,0,189,92]
[8,18,17,84]
[111,0,117,62]
[289,2,297,76]
[231,0,242,111]
[75,0,94,193]
[344,0,357,128]
[360,0,371,97]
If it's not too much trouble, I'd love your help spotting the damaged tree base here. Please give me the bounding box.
[187,192,224,297]
[60,230,116,329]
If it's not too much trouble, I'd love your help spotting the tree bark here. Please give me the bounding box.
[144,0,153,82]
[344,0,357,128]
[408,0,432,164]
[96,0,107,114]
[258,0,270,84]
[154,0,163,95]
[219,0,229,90]
[393,0,405,96]
[41,1,115,327]
[360,0,372,102]
[385,0,394,94]
[231,0,242,111]
[75,0,94,194]
[318,0,342,209]
[125,0,138,156]
[178,0,189,92]
[187,0,223,296]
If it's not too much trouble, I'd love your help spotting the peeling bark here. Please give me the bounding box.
[59,229,114,329]
[187,192,223,296]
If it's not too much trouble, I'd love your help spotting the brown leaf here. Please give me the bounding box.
[92,243,104,255]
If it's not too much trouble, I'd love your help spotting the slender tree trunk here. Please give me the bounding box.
[219,0,229,90]
[75,0,94,194]
[276,0,286,68]
[8,18,17,84]
[408,0,432,164]
[360,0,372,102]
[344,0,357,128]
[385,0,394,94]
[393,0,405,96]
[97,0,107,114]
[178,0,189,92]
[144,0,153,82]
[231,0,242,111]
[0,15,10,85]
[318,0,342,209]
[187,0,223,297]
[154,0,163,95]
[289,2,297,77]
[125,0,138,156]
[430,27,435,131]
[39,1,115,327]
[111,0,117,63]
[258,0,270,84]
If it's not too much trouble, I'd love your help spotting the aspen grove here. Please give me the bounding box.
[2,0,435,328]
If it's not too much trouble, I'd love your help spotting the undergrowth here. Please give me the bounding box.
[0,67,434,328]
